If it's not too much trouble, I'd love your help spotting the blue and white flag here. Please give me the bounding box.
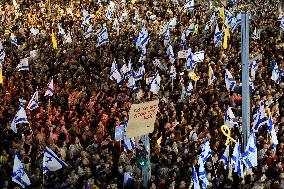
[220,144,230,170]
[81,5,91,24]
[16,58,29,71]
[45,77,54,96]
[249,77,255,92]
[135,64,145,80]
[58,23,66,38]
[170,64,176,78]
[192,166,200,189]
[180,31,186,49]
[200,138,212,163]
[185,82,193,96]
[120,62,128,77]
[231,140,243,177]
[224,107,238,128]
[134,20,149,49]
[0,41,5,67]
[252,101,267,132]
[214,25,221,47]
[11,33,19,47]
[12,154,31,188]
[186,48,196,71]
[225,69,236,91]
[96,24,109,47]
[231,0,237,4]
[123,121,136,152]
[11,106,29,133]
[267,111,278,148]
[250,60,258,80]
[198,156,209,189]
[43,147,67,174]
[168,17,177,29]
[271,62,280,84]
[153,59,161,67]
[115,125,125,141]
[184,0,194,11]
[149,71,161,95]
[278,16,284,29]
[110,69,123,84]
[27,88,39,111]
[166,44,175,63]
[224,10,233,27]
[84,24,93,38]
[106,1,116,20]
[139,47,147,63]
[243,132,257,169]
[186,23,195,37]
[162,23,171,47]
[192,51,205,63]
[127,72,136,89]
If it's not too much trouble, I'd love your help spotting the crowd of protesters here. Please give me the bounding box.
[0,0,284,188]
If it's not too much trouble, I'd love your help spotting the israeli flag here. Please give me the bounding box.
[185,82,193,96]
[0,41,5,67]
[267,112,278,148]
[220,144,230,170]
[81,20,88,31]
[81,5,91,24]
[27,88,39,111]
[224,10,233,27]
[168,17,177,29]
[115,125,125,141]
[198,156,209,189]
[186,23,195,37]
[162,23,171,47]
[192,51,205,63]
[134,29,149,50]
[123,121,136,151]
[153,59,161,67]
[249,77,255,92]
[278,16,284,29]
[180,31,186,49]
[271,62,280,84]
[138,47,147,62]
[267,111,273,132]
[224,107,238,128]
[45,77,54,96]
[184,0,194,11]
[43,147,67,174]
[16,58,29,71]
[126,60,133,78]
[187,48,196,71]
[243,132,257,168]
[84,24,93,38]
[110,69,123,84]
[214,25,221,47]
[166,44,175,63]
[120,62,128,76]
[96,24,109,47]
[11,33,19,47]
[252,101,267,132]
[250,60,258,80]
[192,166,200,189]
[127,72,136,90]
[170,64,176,78]
[231,140,243,177]
[200,138,212,163]
[225,69,236,91]
[135,64,145,80]
[12,154,31,188]
[11,106,29,133]
[149,71,161,95]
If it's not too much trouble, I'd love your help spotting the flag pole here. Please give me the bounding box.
[171,77,174,92]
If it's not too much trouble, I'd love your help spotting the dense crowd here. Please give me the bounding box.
[0,0,284,188]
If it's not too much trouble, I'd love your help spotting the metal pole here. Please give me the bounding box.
[141,134,151,188]
[241,13,250,150]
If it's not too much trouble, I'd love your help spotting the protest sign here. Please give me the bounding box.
[178,50,188,59]
[126,100,159,138]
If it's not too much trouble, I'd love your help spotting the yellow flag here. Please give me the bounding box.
[0,68,3,84]
[51,31,57,49]
[188,72,200,81]
[157,136,162,146]
[193,24,199,35]
[223,27,230,49]
[219,7,225,22]
[131,0,136,4]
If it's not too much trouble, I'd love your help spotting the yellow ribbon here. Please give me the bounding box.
[221,125,236,145]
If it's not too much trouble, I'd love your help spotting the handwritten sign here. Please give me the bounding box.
[126,100,159,138]
[178,50,188,59]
